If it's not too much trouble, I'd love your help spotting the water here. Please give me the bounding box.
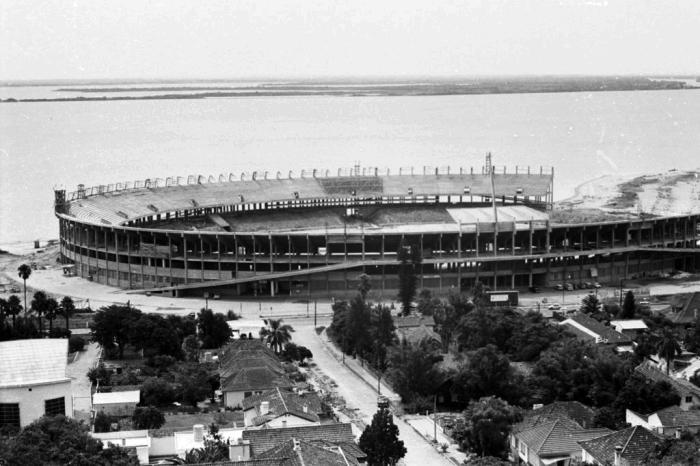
[2,89,700,244]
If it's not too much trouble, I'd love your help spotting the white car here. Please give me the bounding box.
[548,304,561,311]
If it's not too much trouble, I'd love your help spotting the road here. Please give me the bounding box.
[66,342,100,422]
[296,324,453,466]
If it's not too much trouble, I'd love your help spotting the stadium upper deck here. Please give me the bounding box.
[59,166,554,228]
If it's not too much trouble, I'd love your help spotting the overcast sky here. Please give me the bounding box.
[1,0,699,81]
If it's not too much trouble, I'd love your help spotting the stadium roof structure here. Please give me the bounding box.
[0,339,70,388]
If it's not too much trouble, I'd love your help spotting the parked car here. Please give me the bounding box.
[548,304,562,311]
[554,284,564,291]
[565,283,574,291]
[593,282,602,288]
[583,281,593,289]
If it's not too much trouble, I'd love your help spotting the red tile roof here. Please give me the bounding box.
[578,426,661,466]
[241,423,363,460]
[243,387,321,426]
[634,360,700,399]
[257,439,360,466]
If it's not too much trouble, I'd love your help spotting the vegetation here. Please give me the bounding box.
[17,263,31,314]
[453,396,521,459]
[260,318,294,354]
[621,290,637,319]
[359,404,406,466]
[0,415,136,465]
[197,308,232,349]
[184,424,229,464]
[132,406,165,429]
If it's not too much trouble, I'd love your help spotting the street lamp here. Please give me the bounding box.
[203,292,210,310]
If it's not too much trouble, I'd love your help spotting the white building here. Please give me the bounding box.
[0,339,73,428]
[93,390,140,417]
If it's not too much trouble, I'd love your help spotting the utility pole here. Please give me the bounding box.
[314,300,317,327]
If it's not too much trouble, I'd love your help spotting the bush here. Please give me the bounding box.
[49,328,71,339]
[141,378,176,406]
[132,406,165,430]
[68,335,85,353]
[146,355,177,371]
[93,411,115,433]
[87,364,112,386]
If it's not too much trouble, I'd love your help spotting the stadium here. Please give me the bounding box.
[54,163,700,299]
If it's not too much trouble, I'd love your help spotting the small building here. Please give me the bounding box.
[0,339,72,428]
[609,319,648,336]
[579,425,661,466]
[92,390,140,417]
[394,314,442,347]
[92,430,151,464]
[626,405,700,437]
[510,401,610,466]
[635,360,700,410]
[559,314,633,352]
[668,292,700,325]
[242,387,322,428]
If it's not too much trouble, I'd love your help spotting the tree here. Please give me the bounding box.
[387,338,443,409]
[580,293,601,315]
[45,297,59,334]
[359,404,406,466]
[141,377,176,406]
[455,396,521,459]
[5,295,22,328]
[417,289,442,316]
[132,406,165,429]
[197,308,232,348]
[683,316,700,353]
[59,296,76,331]
[280,342,313,364]
[0,415,136,465]
[621,290,637,319]
[87,363,112,386]
[453,345,515,403]
[657,328,681,375]
[30,290,50,334]
[93,411,115,433]
[396,241,421,316]
[260,318,294,354]
[129,313,182,358]
[17,263,31,315]
[182,334,201,362]
[90,304,142,359]
[184,424,229,464]
[358,273,372,301]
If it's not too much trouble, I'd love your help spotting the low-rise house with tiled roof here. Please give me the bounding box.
[668,291,700,325]
[578,425,661,466]
[394,314,441,347]
[559,314,633,352]
[510,402,610,465]
[242,423,365,463]
[221,367,293,408]
[610,319,648,337]
[634,360,700,409]
[256,438,361,465]
[242,387,322,428]
[0,339,72,428]
[626,405,700,437]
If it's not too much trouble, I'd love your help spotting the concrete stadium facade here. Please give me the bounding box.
[54,166,700,299]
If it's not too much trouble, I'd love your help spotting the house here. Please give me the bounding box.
[255,438,362,465]
[635,360,700,409]
[626,405,700,437]
[242,423,365,463]
[609,319,648,336]
[578,425,661,466]
[0,339,73,428]
[92,390,140,417]
[394,314,442,347]
[559,314,633,352]
[510,402,610,465]
[219,339,292,407]
[92,430,151,464]
[242,387,322,428]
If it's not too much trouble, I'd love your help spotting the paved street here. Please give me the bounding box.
[296,325,453,465]
[66,341,100,422]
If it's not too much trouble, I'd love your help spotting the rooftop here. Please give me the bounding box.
[93,390,140,405]
[635,360,700,399]
[560,314,632,345]
[256,439,360,466]
[578,426,661,465]
[515,417,610,457]
[0,339,69,388]
[654,405,700,427]
[243,387,322,426]
[241,423,362,459]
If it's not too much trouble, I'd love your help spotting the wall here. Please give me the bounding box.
[0,380,72,427]
[94,401,137,417]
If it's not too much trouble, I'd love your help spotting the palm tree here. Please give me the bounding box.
[17,263,32,315]
[45,297,59,334]
[260,319,294,354]
[657,328,682,375]
[59,296,76,331]
[6,295,22,328]
[31,290,48,335]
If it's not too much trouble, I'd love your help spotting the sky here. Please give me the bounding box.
[1,0,699,81]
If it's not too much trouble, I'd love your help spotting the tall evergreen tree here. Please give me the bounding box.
[580,293,601,315]
[59,296,76,331]
[359,403,406,466]
[31,291,49,335]
[454,396,521,459]
[260,318,294,354]
[5,295,22,328]
[397,241,421,316]
[657,328,681,375]
[621,290,636,319]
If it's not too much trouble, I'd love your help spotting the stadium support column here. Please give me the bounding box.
[168,234,174,286]
[475,221,480,259]
[457,227,462,290]
[94,228,99,281]
[200,235,205,283]
[545,220,551,254]
[139,231,145,288]
[529,221,534,255]
[183,234,189,285]
[103,229,109,285]
[114,230,119,287]
[217,236,221,280]
[234,234,240,295]
[420,234,425,289]
[154,235,159,286]
[126,233,132,288]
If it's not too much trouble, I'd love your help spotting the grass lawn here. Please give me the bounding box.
[161,410,243,430]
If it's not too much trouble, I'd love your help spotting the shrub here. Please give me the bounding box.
[87,364,112,386]
[68,335,85,353]
[93,411,115,433]
[141,378,176,406]
[132,406,165,430]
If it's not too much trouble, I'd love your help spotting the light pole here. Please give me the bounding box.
[203,292,209,310]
